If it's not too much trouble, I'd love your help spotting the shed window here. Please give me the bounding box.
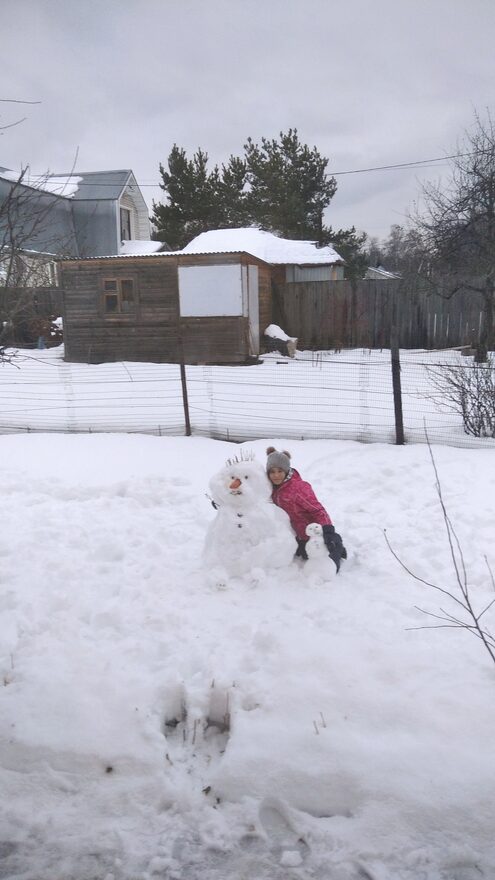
[120,279,135,312]
[105,293,119,312]
[103,278,136,315]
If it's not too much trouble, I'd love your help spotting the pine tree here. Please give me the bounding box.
[152,131,368,278]
[244,129,336,243]
[328,226,368,281]
[152,146,220,250]
[217,155,249,227]
[152,147,247,249]
[244,130,366,276]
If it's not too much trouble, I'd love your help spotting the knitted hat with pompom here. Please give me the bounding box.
[266,446,291,474]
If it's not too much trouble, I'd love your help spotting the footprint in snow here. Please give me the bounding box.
[258,798,309,868]
[163,681,234,794]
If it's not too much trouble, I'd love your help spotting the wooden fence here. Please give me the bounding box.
[273,279,486,350]
[0,281,487,355]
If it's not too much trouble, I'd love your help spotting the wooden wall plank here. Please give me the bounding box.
[273,279,485,349]
[60,258,255,364]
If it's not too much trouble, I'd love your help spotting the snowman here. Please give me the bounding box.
[203,453,295,587]
[304,522,334,584]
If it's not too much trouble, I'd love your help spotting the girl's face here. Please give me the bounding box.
[268,467,286,486]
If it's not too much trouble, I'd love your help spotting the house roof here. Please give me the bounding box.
[181,228,344,265]
[58,250,265,262]
[0,167,134,201]
[0,166,81,198]
[365,265,401,280]
[50,169,133,201]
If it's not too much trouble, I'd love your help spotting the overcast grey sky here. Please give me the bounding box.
[2,0,495,242]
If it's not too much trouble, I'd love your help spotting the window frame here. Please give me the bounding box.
[120,207,132,241]
[100,274,139,319]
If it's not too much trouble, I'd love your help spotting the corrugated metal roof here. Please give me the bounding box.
[58,250,262,262]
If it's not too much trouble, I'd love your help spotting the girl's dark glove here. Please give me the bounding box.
[295,538,309,560]
[322,525,347,573]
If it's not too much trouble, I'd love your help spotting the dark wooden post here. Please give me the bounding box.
[178,336,191,437]
[390,323,405,445]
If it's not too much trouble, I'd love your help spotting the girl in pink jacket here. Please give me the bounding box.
[266,447,347,572]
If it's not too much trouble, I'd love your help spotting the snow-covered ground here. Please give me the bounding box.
[1,431,494,880]
[1,344,493,448]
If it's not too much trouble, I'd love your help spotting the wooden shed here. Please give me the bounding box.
[59,250,272,364]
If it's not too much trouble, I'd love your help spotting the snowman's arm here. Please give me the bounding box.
[206,493,219,510]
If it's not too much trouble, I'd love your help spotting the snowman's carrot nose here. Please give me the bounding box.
[230,477,242,489]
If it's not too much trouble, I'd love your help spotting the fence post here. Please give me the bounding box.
[390,325,405,445]
[178,336,191,436]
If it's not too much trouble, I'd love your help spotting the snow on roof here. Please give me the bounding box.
[54,170,132,201]
[0,168,82,197]
[0,168,138,201]
[181,228,344,265]
[119,240,169,255]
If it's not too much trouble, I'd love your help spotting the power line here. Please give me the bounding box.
[2,149,487,189]
[328,153,466,176]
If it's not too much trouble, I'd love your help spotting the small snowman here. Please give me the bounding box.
[304,522,333,584]
[203,453,295,588]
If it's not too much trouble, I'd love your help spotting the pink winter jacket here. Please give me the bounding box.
[271,469,332,540]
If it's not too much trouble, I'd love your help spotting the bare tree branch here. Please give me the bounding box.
[486,556,495,592]
[0,117,27,132]
[426,357,495,438]
[410,110,495,360]
[383,529,469,613]
[0,160,79,354]
[386,430,495,667]
[0,99,41,104]
[477,597,495,621]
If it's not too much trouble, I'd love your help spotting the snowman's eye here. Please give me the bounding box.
[244,475,249,479]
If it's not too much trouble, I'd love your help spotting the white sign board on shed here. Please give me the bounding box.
[178,265,244,317]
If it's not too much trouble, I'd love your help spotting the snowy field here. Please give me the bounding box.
[1,431,495,880]
[1,345,493,447]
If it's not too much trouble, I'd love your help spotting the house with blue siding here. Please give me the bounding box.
[0,167,160,286]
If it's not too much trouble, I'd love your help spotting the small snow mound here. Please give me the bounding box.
[280,849,303,867]
[264,324,291,342]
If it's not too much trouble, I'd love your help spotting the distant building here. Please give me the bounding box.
[365,265,401,280]
[59,227,345,364]
[0,167,159,286]
[182,227,345,281]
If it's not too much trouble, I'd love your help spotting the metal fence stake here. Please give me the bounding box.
[391,326,405,445]
[178,336,191,436]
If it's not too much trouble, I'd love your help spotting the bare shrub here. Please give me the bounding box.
[385,435,495,668]
[427,356,495,438]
